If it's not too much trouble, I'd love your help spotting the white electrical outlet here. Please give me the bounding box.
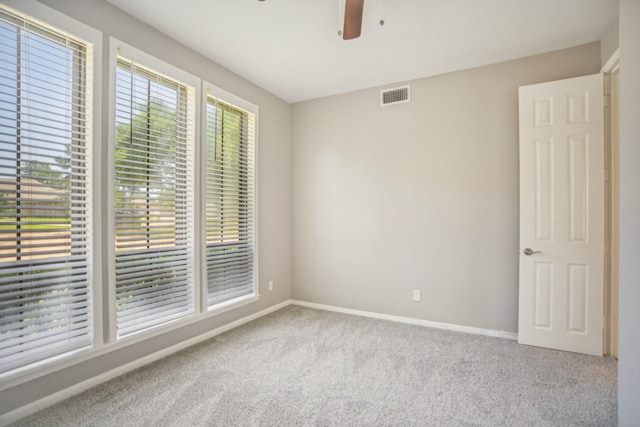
[268,280,274,291]
[413,290,421,301]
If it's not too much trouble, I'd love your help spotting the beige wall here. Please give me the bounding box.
[291,43,601,333]
[618,1,640,424]
[0,0,292,416]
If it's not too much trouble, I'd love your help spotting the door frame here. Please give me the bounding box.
[601,49,620,358]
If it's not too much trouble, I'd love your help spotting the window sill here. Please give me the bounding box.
[207,293,261,316]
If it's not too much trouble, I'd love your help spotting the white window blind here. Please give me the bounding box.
[205,95,256,307]
[114,57,195,337]
[0,8,93,373]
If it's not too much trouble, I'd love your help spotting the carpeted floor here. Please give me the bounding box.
[11,305,617,426]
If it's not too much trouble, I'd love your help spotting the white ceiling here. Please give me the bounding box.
[104,0,617,104]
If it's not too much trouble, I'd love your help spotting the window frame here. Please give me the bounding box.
[0,0,102,383]
[107,38,201,343]
[201,82,260,315]
[0,23,263,386]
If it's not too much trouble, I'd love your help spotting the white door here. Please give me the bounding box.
[518,74,604,356]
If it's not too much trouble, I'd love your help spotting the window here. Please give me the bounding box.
[113,50,196,337]
[0,16,259,376]
[0,7,94,373]
[204,87,257,308]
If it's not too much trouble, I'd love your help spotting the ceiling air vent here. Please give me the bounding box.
[380,85,410,107]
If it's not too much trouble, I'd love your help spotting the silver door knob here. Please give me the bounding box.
[523,248,542,256]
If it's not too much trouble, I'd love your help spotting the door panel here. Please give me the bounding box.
[518,74,604,356]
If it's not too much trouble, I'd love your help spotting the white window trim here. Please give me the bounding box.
[0,28,265,389]
[0,0,104,376]
[201,81,260,314]
[106,37,202,342]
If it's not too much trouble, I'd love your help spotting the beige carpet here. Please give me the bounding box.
[11,305,617,426]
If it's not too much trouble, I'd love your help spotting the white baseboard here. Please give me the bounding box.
[0,299,291,427]
[290,300,518,341]
[2,298,518,426]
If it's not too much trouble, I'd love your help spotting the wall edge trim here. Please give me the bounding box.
[2,298,520,425]
[290,300,519,340]
[0,299,292,426]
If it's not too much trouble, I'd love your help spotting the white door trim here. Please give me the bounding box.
[602,50,620,357]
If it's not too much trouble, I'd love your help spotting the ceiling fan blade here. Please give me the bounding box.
[343,0,364,40]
